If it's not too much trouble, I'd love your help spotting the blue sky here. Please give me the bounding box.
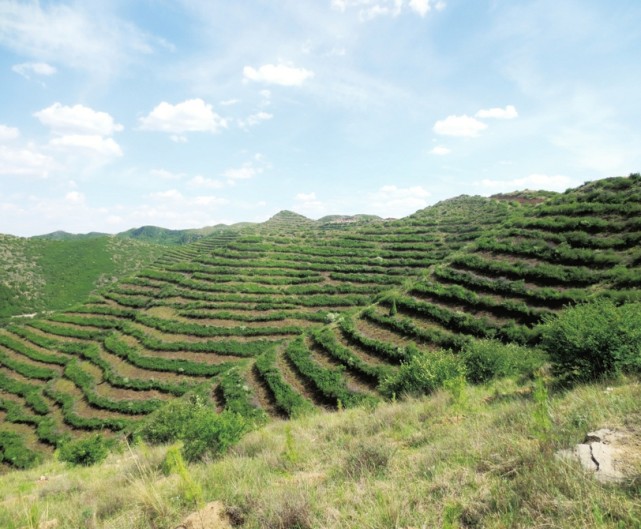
[1,0,640,236]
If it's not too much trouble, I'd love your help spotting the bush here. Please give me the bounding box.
[539,300,641,381]
[136,391,250,462]
[58,434,110,466]
[461,339,546,383]
[380,348,465,398]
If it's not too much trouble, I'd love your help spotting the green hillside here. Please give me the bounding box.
[0,174,640,477]
[0,236,166,319]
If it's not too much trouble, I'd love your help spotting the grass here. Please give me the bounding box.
[1,375,640,529]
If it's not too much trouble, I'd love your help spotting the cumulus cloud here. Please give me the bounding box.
[243,64,314,86]
[238,111,273,130]
[0,125,20,142]
[49,135,123,157]
[34,103,123,136]
[65,191,85,203]
[478,174,579,193]
[430,145,450,155]
[188,175,225,189]
[475,105,518,119]
[139,99,227,136]
[12,62,57,78]
[0,145,56,177]
[433,115,487,137]
[295,192,317,202]
[222,154,270,184]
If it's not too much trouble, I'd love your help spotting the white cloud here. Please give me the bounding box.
[295,192,317,202]
[0,2,161,76]
[0,145,56,177]
[367,185,431,217]
[139,99,227,135]
[12,62,57,78]
[188,175,225,189]
[220,99,240,107]
[433,115,487,137]
[222,165,259,181]
[239,111,274,129]
[65,191,85,204]
[409,0,430,16]
[475,105,518,119]
[49,135,123,157]
[222,155,270,183]
[0,125,20,142]
[193,195,229,206]
[332,0,445,19]
[430,145,450,155]
[243,64,314,86]
[478,174,579,193]
[150,169,185,180]
[34,103,123,136]
[149,189,184,201]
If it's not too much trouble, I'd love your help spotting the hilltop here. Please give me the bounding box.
[0,174,640,527]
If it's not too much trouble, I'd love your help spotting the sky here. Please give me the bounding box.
[1,0,640,236]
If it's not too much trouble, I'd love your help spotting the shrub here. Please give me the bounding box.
[136,392,250,462]
[539,300,641,381]
[181,409,248,462]
[461,339,546,383]
[58,434,110,466]
[380,349,465,398]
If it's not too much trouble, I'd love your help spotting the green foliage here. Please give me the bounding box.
[135,391,250,462]
[58,434,110,466]
[254,350,315,418]
[539,300,641,381]
[380,349,466,398]
[0,430,41,469]
[163,444,203,507]
[460,339,546,383]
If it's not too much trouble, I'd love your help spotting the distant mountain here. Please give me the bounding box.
[32,230,109,240]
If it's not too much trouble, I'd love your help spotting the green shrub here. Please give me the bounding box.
[58,434,110,466]
[136,392,250,462]
[461,339,546,383]
[380,349,465,397]
[539,300,641,381]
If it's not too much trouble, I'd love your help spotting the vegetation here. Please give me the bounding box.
[1,174,641,527]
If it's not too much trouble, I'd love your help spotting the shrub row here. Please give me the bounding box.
[254,350,315,418]
[0,398,65,446]
[285,336,372,408]
[44,386,130,431]
[338,316,409,363]
[0,371,50,414]
[218,367,268,424]
[362,307,470,351]
[0,349,57,380]
[103,333,234,376]
[63,360,162,415]
[310,328,391,383]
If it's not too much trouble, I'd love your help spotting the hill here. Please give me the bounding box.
[0,174,640,476]
[0,236,166,320]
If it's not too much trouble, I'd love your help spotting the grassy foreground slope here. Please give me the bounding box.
[1,377,640,528]
[1,175,641,474]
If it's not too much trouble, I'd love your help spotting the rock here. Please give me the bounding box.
[556,427,637,483]
[175,501,232,529]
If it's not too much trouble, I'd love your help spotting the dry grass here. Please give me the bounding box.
[1,377,641,528]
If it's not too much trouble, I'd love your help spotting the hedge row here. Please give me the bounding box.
[254,350,315,418]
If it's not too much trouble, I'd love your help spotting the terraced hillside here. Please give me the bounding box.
[2,174,641,471]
